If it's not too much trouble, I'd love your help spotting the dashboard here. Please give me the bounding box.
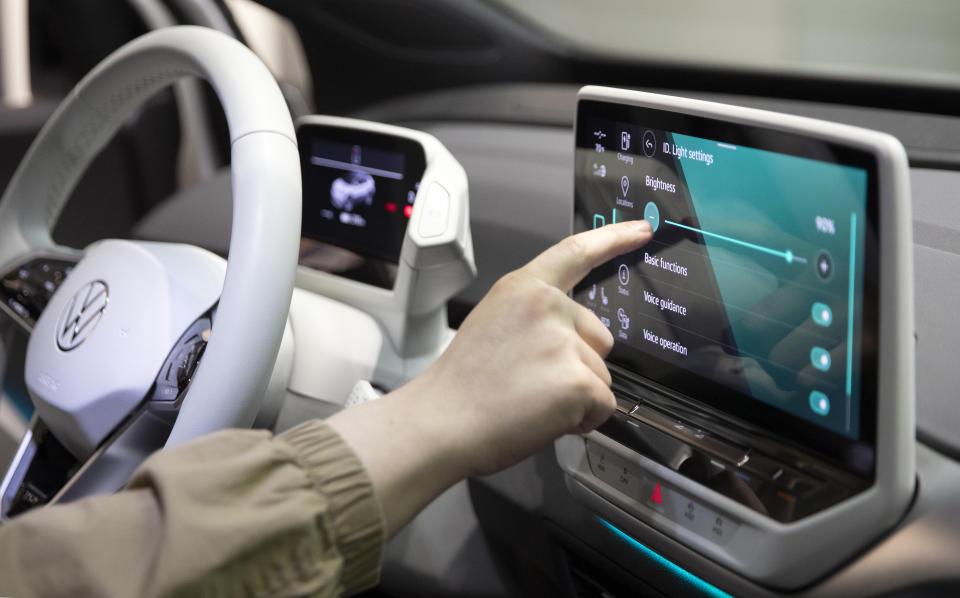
[128,83,960,597]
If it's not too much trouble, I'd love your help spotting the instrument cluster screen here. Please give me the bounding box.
[574,101,879,451]
[298,124,426,289]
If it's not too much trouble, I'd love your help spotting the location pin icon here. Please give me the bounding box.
[621,175,629,197]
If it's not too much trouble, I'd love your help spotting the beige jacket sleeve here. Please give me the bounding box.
[0,420,385,598]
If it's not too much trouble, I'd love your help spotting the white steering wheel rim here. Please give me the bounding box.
[0,26,301,446]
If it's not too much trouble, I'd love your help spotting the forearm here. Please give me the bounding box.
[0,421,383,598]
[326,371,470,538]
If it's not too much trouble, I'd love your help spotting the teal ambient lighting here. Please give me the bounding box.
[846,212,857,398]
[597,517,733,598]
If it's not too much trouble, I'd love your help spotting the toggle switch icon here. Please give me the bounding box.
[811,302,833,327]
[809,391,831,416]
[810,347,831,372]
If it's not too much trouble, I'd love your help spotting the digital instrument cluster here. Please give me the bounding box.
[298,124,427,289]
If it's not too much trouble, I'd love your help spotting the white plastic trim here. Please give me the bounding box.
[293,115,475,358]
[556,86,915,589]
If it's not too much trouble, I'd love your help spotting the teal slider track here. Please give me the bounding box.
[664,219,803,265]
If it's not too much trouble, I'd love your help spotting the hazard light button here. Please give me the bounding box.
[650,482,663,504]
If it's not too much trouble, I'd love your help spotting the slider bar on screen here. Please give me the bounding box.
[664,219,806,265]
[309,156,404,180]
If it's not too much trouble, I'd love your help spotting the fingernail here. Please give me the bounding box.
[630,220,653,233]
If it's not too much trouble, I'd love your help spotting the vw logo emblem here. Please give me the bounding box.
[56,280,109,351]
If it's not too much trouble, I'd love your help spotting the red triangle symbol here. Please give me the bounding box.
[650,483,663,504]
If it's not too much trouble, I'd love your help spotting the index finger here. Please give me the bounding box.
[524,220,653,292]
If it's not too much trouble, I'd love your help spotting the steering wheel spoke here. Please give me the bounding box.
[0,299,217,520]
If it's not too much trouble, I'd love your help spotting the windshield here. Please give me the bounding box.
[490,0,960,89]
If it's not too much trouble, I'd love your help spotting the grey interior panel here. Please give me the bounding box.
[909,169,960,457]
[381,481,516,597]
[413,123,574,307]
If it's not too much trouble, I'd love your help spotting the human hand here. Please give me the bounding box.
[419,220,653,476]
[327,220,652,535]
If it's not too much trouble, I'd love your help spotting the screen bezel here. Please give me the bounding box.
[297,123,427,282]
[575,99,879,477]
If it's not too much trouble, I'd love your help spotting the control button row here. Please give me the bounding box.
[616,394,821,497]
[586,440,740,545]
[627,401,750,468]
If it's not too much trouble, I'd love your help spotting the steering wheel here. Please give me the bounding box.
[0,26,300,516]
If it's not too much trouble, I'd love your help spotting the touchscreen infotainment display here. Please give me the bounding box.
[298,124,426,289]
[574,101,878,448]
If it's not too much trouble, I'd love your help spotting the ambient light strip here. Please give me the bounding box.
[597,517,733,598]
[845,212,857,431]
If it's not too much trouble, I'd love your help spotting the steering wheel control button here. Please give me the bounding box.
[809,391,831,416]
[810,347,832,372]
[643,201,660,232]
[0,258,76,330]
[811,302,833,327]
[151,313,213,405]
[417,182,450,238]
[815,250,833,281]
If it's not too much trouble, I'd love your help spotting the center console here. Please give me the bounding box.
[556,87,915,589]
